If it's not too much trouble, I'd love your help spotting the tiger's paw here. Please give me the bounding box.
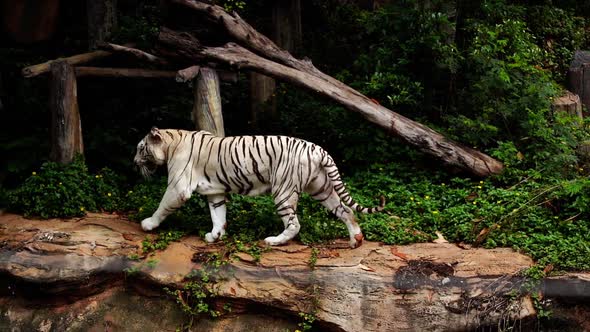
[205,232,217,243]
[349,233,364,249]
[205,229,225,243]
[264,236,285,246]
[141,217,159,231]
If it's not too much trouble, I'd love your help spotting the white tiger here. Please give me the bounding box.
[133,127,385,248]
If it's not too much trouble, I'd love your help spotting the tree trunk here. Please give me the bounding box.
[567,51,590,116]
[194,68,225,136]
[158,29,504,177]
[249,0,301,130]
[552,90,583,120]
[49,60,83,164]
[249,72,276,129]
[87,0,118,50]
[272,0,301,55]
[176,65,201,82]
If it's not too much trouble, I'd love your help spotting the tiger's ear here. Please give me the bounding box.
[149,127,162,143]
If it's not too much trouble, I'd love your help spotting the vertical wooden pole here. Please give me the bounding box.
[250,0,301,130]
[272,0,301,55]
[87,0,118,50]
[49,60,84,163]
[249,72,276,129]
[193,67,225,136]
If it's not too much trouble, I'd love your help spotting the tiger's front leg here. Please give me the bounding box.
[205,194,227,243]
[141,186,191,231]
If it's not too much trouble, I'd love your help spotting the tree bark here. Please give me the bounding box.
[158,29,504,177]
[249,0,301,130]
[22,50,113,78]
[249,72,276,129]
[49,60,84,164]
[176,65,201,82]
[552,90,583,120]
[194,68,225,136]
[272,0,301,54]
[104,43,170,65]
[2,213,588,332]
[87,0,118,50]
[75,67,177,78]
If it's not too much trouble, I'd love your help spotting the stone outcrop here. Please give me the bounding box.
[0,213,588,331]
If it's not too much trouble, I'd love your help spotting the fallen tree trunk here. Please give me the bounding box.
[158,28,504,177]
[1,213,588,331]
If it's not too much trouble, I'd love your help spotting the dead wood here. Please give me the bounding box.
[22,50,113,78]
[104,43,169,65]
[49,61,84,163]
[75,67,177,78]
[176,65,201,82]
[194,67,225,136]
[158,28,504,177]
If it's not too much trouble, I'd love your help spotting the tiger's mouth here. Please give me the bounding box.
[137,160,158,178]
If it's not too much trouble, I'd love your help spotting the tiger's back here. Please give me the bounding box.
[168,130,325,198]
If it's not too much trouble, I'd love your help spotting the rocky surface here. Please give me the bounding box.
[0,213,588,331]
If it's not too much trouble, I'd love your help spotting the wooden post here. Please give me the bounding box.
[272,0,301,55]
[49,60,84,163]
[568,51,590,115]
[249,72,276,129]
[194,68,225,136]
[249,0,301,129]
[552,90,583,120]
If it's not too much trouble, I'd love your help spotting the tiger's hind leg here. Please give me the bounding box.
[265,192,301,246]
[205,194,227,243]
[306,175,363,248]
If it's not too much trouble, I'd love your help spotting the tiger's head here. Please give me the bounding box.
[134,127,167,178]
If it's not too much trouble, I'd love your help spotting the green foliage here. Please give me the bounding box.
[213,0,246,12]
[7,156,121,218]
[526,6,588,82]
[297,312,317,332]
[349,162,590,271]
[165,253,230,326]
[142,230,186,253]
[113,4,161,47]
[308,248,319,270]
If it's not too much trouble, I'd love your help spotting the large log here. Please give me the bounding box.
[0,213,588,331]
[194,67,225,136]
[158,28,504,177]
[49,60,84,164]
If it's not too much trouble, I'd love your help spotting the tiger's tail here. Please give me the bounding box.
[321,152,385,214]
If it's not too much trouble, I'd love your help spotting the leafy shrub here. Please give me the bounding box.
[526,6,588,82]
[7,156,121,218]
